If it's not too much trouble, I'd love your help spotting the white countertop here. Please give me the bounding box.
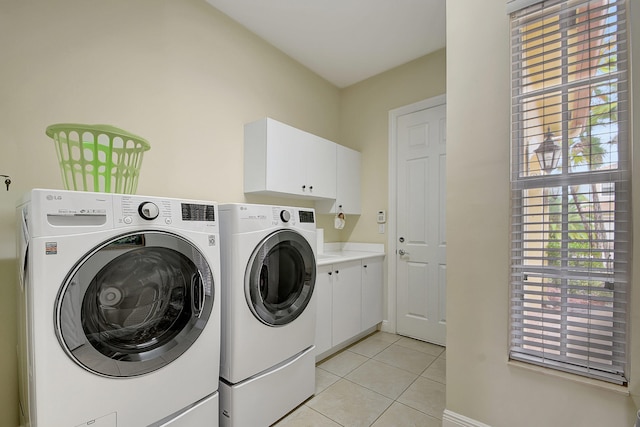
[316,242,385,266]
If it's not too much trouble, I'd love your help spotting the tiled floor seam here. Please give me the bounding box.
[304,404,347,427]
[319,367,442,421]
[369,352,440,376]
[276,332,446,426]
[341,375,412,401]
[376,380,435,420]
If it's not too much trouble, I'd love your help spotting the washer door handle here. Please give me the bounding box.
[192,273,205,318]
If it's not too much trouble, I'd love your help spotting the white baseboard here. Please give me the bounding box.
[315,326,378,363]
[380,319,394,334]
[443,409,491,427]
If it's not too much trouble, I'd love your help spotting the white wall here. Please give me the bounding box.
[338,49,447,330]
[0,0,342,207]
[0,1,340,425]
[339,50,447,245]
[0,2,445,424]
[446,0,640,426]
[3,0,638,425]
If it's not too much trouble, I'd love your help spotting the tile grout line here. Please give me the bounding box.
[312,340,447,424]
[341,345,442,378]
[277,333,446,425]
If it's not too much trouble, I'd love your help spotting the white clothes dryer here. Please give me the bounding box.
[16,189,221,427]
[218,204,317,427]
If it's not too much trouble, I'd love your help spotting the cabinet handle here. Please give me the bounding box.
[335,270,339,274]
[363,265,367,268]
[302,185,306,190]
[309,185,313,190]
[328,271,332,276]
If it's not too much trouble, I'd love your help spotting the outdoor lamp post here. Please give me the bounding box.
[534,127,561,173]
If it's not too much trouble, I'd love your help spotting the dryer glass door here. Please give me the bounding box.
[56,231,214,377]
[246,229,316,326]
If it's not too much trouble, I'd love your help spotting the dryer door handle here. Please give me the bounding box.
[192,273,206,318]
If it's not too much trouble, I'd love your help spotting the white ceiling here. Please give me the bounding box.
[205,0,446,88]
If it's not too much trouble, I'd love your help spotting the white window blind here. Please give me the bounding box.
[507,0,544,14]
[509,0,630,385]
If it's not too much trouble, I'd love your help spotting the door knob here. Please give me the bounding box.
[398,249,409,256]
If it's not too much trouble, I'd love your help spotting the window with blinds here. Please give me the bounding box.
[509,0,630,385]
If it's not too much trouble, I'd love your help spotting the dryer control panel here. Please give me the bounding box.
[298,210,315,223]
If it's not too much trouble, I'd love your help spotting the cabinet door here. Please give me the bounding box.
[331,260,362,346]
[361,257,384,330]
[245,118,337,199]
[336,145,361,214]
[304,135,336,199]
[314,265,333,356]
[245,118,306,196]
[265,119,308,195]
[315,144,361,214]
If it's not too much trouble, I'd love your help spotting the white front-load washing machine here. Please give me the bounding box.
[218,204,317,427]
[16,189,221,427]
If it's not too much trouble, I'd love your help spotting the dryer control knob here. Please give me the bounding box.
[138,202,160,220]
[280,210,291,223]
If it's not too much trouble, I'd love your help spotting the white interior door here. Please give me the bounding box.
[395,101,446,345]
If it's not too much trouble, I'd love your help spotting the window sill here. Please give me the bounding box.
[507,360,630,396]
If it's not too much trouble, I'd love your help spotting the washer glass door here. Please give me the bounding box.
[246,229,316,326]
[56,231,214,377]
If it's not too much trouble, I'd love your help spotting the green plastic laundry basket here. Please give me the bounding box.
[46,123,150,194]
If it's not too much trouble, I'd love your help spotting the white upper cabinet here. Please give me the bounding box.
[316,144,361,215]
[244,118,337,200]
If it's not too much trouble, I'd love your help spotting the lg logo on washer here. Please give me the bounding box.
[46,194,62,201]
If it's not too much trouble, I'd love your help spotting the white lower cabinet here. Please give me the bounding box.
[314,265,333,356]
[315,256,384,359]
[331,260,362,346]
[361,257,383,330]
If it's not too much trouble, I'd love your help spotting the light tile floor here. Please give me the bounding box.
[274,331,446,427]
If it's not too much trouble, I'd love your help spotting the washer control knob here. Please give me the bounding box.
[138,202,159,220]
[280,210,291,223]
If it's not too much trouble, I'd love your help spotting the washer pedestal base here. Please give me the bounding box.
[152,392,218,427]
[219,346,315,427]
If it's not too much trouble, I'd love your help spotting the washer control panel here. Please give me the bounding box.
[119,197,173,225]
[114,195,218,232]
[138,202,160,220]
[27,189,219,236]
